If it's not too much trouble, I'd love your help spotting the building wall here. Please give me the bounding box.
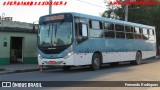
[0,32,37,65]
[2,20,37,29]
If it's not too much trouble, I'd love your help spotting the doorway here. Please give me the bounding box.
[10,37,23,64]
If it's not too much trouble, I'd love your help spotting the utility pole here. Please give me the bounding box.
[125,5,128,21]
[2,13,5,30]
[49,0,52,14]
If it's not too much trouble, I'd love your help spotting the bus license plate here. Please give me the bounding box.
[49,61,56,64]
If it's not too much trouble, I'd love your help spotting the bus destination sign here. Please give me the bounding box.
[44,15,64,22]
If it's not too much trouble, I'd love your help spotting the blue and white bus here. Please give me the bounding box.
[38,12,156,71]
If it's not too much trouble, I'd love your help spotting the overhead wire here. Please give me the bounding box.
[77,0,108,9]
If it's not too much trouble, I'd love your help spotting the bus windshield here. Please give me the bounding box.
[38,22,72,47]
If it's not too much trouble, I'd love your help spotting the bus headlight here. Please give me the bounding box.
[64,52,74,59]
[38,54,43,59]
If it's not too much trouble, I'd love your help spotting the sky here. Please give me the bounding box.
[0,0,106,23]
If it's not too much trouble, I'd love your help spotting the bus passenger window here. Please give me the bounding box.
[89,20,103,30]
[104,23,114,30]
[134,27,141,39]
[99,22,103,29]
[152,30,155,35]
[104,31,115,38]
[149,29,155,40]
[126,33,134,39]
[76,23,88,43]
[139,28,143,34]
[104,23,115,38]
[125,26,134,39]
[125,26,133,32]
[89,20,92,28]
[116,32,125,38]
[115,24,124,32]
[134,27,139,33]
[78,23,88,37]
[82,24,88,37]
[142,28,149,40]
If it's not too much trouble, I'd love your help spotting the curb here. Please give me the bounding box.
[0,68,54,75]
[0,69,39,75]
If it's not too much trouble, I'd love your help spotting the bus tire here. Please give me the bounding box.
[91,53,101,71]
[130,51,142,65]
[62,66,71,71]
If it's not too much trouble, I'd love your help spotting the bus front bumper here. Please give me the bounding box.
[38,55,75,66]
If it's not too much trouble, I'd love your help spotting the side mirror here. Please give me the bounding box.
[76,36,88,44]
[76,36,83,43]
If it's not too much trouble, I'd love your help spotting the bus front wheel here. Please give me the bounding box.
[130,51,142,65]
[91,54,101,71]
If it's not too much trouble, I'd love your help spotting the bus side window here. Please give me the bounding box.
[149,29,155,40]
[115,24,124,32]
[115,24,125,38]
[125,26,134,39]
[81,24,88,37]
[104,23,115,38]
[76,22,88,43]
[89,20,92,28]
[142,28,149,40]
[134,27,141,39]
[152,30,155,35]
[77,23,88,36]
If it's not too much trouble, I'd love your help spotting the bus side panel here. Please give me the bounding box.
[142,51,156,59]
[102,52,136,63]
[74,53,93,66]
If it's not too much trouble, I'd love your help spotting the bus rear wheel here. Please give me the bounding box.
[130,52,142,65]
[91,54,101,71]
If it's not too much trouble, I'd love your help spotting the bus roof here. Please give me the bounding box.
[40,12,155,29]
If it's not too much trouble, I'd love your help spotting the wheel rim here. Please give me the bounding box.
[93,57,100,69]
[136,53,141,64]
